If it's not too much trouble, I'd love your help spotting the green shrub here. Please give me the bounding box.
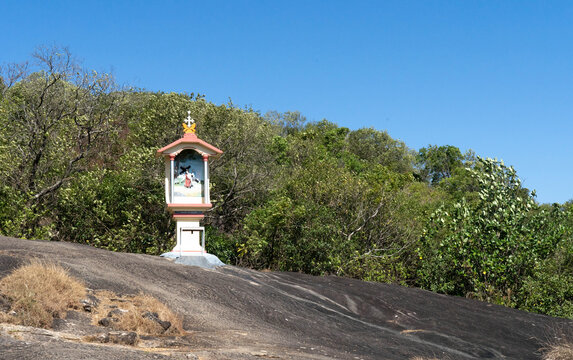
[205,226,239,265]
[417,158,566,306]
[56,168,173,254]
[520,236,573,318]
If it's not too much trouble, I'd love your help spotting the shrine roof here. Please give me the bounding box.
[156,133,223,157]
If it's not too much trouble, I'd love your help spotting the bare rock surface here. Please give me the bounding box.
[0,236,571,359]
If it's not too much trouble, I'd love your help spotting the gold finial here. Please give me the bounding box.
[183,111,196,134]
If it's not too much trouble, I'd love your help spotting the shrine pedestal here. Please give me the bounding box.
[172,217,204,256]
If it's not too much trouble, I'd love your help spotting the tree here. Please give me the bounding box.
[417,157,565,305]
[236,123,423,282]
[346,127,415,173]
[200,103,280,233]
[264,110,306,136]
[0,46,122,237]
[416,145,473,185]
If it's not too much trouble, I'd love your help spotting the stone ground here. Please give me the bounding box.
[0,236,571,359]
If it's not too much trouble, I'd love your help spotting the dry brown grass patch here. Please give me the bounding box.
[0,260,86,328]
[92,290,184,336]
[542,342,573,360]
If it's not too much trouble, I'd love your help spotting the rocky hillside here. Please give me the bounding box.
[0,236,571,359]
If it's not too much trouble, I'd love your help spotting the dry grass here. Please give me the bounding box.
[0,261,184,341]
[92,290,184,336]
[541,326,573,360]
[542,343,573,360]
[542,337,573,360]
[0,260,86,328]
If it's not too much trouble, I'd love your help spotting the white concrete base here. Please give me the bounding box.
[160,252,225,269]
[172,218,205,256]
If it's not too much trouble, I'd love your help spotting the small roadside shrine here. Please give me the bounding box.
[157,112,223,261]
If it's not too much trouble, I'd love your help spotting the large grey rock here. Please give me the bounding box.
[2,236,573,360]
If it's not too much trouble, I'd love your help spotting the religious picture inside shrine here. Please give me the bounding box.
[173,150,204,203]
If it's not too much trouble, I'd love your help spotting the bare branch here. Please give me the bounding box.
[0,62,28,95]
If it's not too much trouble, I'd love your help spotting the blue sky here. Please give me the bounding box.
[2,1,572,204]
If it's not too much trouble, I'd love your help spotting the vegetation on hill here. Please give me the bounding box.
[1,46,571,318]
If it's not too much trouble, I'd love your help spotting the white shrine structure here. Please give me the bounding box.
[157,112,223,259]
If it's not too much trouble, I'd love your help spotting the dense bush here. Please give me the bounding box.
[417,158,567,307]
[56,168,172,254]
[519,217,573,318]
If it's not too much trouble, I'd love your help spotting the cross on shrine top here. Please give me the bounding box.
[183,110,196,134]
[184,111,194,127]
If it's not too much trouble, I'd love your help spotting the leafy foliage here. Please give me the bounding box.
[56,168,172,254]
[417,145,467,184]
[347,127,414,173]
[417,158,567,307]
[519,207,573,318]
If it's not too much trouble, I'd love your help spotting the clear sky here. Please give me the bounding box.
[2,1,572,204]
